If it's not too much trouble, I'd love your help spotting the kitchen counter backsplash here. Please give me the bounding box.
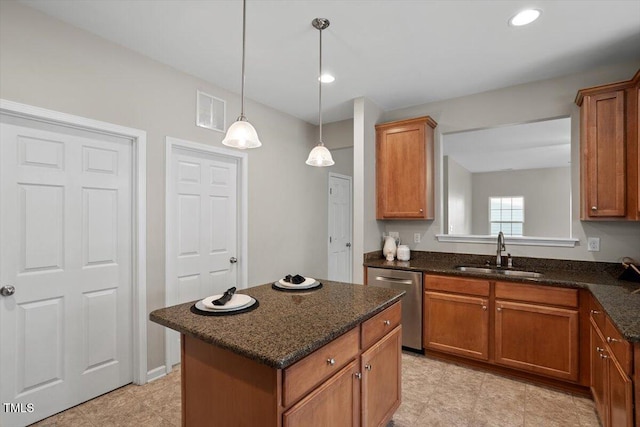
[364,250,640,342]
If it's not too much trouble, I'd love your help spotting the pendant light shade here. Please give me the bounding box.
[222,118,261,149]
[222,0,261,149]
[306,143,334,167]
[306,18,334,167]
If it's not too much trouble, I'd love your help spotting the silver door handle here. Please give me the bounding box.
[374,277,413,285]
[229,257,237,264]
[346,243,351,247]
[1,285,15,297]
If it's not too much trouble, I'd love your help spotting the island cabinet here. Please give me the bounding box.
[375,116,437,220]
[181,302,402,427]
[589,297,634,427]
[423,275,490,361]
[576,69,640,221]
[423,275,581,383]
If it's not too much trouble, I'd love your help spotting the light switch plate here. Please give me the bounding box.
[587,237,600,252]
[414,233,421,243]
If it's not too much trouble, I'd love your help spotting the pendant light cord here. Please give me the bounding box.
[240,0,247,120]
[318,22,323,144]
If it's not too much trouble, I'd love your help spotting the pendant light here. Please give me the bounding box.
[306,18,334,167]
[222,0,262,149]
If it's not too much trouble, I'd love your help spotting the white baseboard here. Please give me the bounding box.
[146,365,168,383]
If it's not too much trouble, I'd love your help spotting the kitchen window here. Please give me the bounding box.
[489,196,524,236]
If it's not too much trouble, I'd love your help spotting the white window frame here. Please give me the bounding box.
[489,196,524,237]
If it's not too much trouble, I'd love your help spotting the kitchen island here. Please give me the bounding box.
[150,281,405,427]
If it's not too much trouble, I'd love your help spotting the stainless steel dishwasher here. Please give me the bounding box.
[367,267,422,351]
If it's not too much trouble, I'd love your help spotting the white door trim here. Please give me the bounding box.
[328,172,353,282]
[0,99,148,385]
[164,136,248,371]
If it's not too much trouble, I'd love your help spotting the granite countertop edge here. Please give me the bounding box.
[150,287,405,369]
[364,256,640,343]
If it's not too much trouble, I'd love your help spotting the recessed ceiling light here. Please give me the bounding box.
[509,9,541,26]
[319,73,335,83]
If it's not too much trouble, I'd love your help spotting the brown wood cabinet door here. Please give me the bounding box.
[608,355,634,427]
[376,117,436,220]
[283,359,360,427]
[583,90,626,217]
[361,326,401,427]
[590,320,608,425]
[495,300,578,381]
[424,291,489,361]
[377,123,427,219]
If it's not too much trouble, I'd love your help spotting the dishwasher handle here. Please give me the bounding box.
[374,276,414,285]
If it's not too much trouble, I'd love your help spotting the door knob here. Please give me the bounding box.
[1,285,15,297]
[229,257,237,264]
[346,242,351,248]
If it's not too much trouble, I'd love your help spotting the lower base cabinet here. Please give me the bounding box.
[589,297,634,427]
[361,327,402,427]
[284,326,402,427]
[424,275,580,383]
[495,299,578,381]
[283,360,361,427]
[424,291,489,360]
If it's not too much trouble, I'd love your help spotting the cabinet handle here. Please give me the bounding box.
[383,320,391,326]
[606,337,618,344]
[365,364,372,371]
[599,353,609,359]
[590,310,601,315]
[482,305,487,310]
[419,209,423,213]
[355,372,362,380]
[327,358,336,366]
[596,346,604,353]
[591,206,597,211]
[497,307,502,312]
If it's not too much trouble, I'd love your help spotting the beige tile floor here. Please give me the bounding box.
[32,352,600,427]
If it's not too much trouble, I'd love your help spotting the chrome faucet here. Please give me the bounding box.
[496,231,506,267]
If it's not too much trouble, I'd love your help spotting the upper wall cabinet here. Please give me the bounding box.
[376,116,437,220]
[576,70,640,221]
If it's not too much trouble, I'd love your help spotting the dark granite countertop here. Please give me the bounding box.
[364,251,640,342]
[150,281,405,369]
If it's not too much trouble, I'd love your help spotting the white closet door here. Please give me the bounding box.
[0,117,133,426]
[328,174,352,283]
[168,146,238,365]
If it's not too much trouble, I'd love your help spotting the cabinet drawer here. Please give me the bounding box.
[283,327,359,407]
[495,282,578,308]
[604,316,632,376]
[361,302,401,350]
[424,274,490,297]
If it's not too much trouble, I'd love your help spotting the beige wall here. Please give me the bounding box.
[0,2,334,372]
[470,167,571,237]
[378,61,640,262]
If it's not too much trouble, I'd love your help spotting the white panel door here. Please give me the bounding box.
[168,146,238,365]
[0,116,133,427]
[328,174,352,282]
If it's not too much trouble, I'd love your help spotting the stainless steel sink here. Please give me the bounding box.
[455,266,543,278]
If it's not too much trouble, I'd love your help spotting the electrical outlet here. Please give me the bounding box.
[414,233,421,243]
[388,231,399,239]
[587,237,600,252]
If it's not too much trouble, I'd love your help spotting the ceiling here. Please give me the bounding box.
[20,0,640,124]
[442,117,571,173]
